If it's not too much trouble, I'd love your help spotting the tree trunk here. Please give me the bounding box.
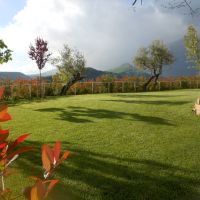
[143,75,155,91]
[153,74,160,88]
[39,70,42,98]
[60,74,84,95]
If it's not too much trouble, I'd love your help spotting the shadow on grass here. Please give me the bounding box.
[34,106,175,126]
[6,95,73,107]
[102,99,190,106]
[112,94,188,98]
[15,140,200,200]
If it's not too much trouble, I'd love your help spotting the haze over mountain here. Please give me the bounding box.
[163,39,197,76]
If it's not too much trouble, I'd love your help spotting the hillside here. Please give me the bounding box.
[84,67,115,80]
[0,72,31,80]
[108,63,149,77]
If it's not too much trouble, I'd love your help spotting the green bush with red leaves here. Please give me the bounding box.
[0,87,70,200]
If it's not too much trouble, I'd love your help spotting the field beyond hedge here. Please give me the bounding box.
[4,89,200,200]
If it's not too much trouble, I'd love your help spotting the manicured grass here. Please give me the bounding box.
[3,89,200,200]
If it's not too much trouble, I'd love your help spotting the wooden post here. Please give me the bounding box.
[74,84,77,95]
[107,82,110,93]
[10,85,13,100]
[29,83,32,99]
[180,81,182,89]
[170,82,172,90]
[36,82,39,98]
[91,82,94,94]
[43,83,45,98]
[158,81,161,91]
[134,82,136,92]
[122,82,124,93]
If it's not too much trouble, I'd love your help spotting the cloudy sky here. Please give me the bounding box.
[0,0,199,74]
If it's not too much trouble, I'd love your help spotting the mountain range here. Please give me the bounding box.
[0,39,198,80]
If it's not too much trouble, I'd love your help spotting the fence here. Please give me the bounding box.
[1,79,200,100]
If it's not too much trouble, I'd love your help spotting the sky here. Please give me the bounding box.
[0,0,200,74]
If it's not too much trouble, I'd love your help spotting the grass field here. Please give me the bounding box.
[3,89,200,200]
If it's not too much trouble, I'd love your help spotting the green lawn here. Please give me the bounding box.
[3,89,200,200]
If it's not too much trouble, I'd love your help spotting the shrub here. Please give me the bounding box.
[0,87,70,200]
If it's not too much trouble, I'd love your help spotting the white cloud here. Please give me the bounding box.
[0,0,190,74]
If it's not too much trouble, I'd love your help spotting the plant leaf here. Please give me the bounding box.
[0,129,9,142]
[54,141,60,163]
[42,145,51,172]
[12,134,30,149]
[0,105,11,122]
[0,87,5,99]
[44,179,59,198]
[7,146,33,160]
[61,151,70,161]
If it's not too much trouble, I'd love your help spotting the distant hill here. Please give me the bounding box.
[84,67,114,80]
[31,67,116,81]
[30,69,58,78]
[0,72,31,80]
[108,63,149,77]
[29,65,149,81]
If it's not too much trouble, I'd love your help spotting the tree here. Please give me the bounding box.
[52,45,86,96]
[133,40,174,91]
[0,40,12,64]
[184,25,200,74]
[28,37,51,97]
[132,0,200,16]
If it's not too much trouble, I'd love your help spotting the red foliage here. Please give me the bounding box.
[0,87,70,200]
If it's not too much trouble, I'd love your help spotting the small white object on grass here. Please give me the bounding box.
[192,98,200,115]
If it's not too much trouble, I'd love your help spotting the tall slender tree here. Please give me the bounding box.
[28,37,51,97]
[184,25,200,75]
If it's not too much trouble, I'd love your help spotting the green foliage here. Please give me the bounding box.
[52,45,86,83]
[133,40,174,75]
[184,25,200,73]
[0,40,12,64]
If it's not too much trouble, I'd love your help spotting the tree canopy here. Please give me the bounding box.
[52,45,86,95]
[133,40,174,90]
[184,25,200,74]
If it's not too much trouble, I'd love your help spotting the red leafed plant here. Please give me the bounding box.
[0,87,70,200]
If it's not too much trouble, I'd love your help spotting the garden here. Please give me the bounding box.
[3,89,200,200]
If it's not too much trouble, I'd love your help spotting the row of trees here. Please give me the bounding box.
[0,37,86,97]
[28,39,86,96]
[0,25,200,96]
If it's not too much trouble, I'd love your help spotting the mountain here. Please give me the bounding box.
[84,67,114,80]
[0,72,31,80]
[108,63,149,77]
[30,69,58,78]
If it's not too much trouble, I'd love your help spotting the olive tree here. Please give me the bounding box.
[52,45,86,95]
[0,40,12,64]
[133,40,174,91]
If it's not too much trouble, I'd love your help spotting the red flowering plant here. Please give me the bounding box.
[0,87,70,200]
